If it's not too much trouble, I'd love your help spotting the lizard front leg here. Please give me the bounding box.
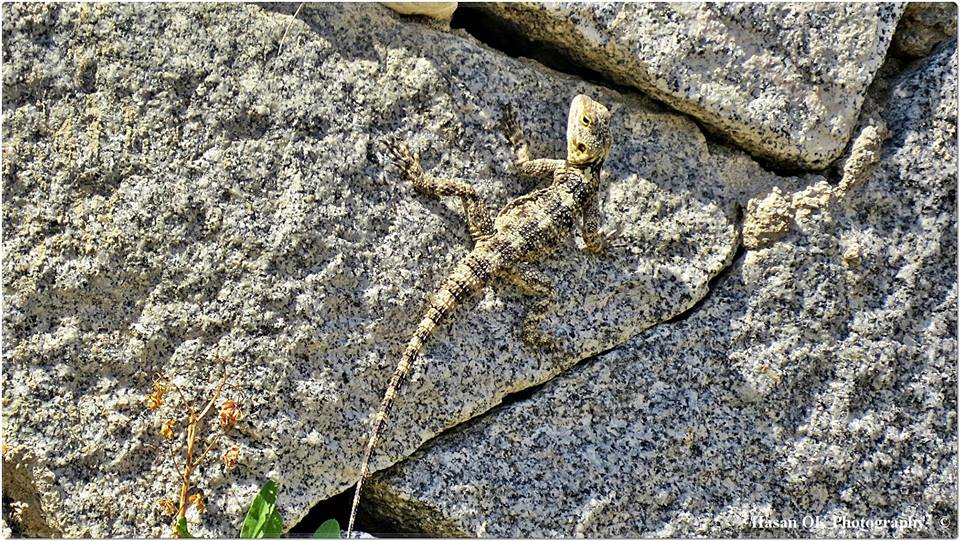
[387,140,494,242]
[503,107,564,180]
[499,263,559,351]
[581,194,624,256]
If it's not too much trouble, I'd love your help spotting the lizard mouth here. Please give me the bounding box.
[569,153,604,166]
[568,142,594,165]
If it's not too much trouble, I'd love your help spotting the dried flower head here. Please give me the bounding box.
[145,378,168,410]
[188,493,205,513]
[160,419,177,440]
[223,446,240,469]
[158,498,177,517]
[218,399,242,429]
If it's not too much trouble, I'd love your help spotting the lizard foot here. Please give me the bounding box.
[386,138,425,184]
[520,299,561,353]
[583,222,626,255]
[501,105,526,149]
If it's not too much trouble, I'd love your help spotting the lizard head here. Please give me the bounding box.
[566,94,611,165]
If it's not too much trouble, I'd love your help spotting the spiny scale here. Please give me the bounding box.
[347,95,615,537]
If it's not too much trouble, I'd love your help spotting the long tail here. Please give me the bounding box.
[346,248,494,537]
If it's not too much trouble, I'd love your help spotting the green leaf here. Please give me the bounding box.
[240,480,284,538]
[174,517,194,538]
[312,519,341,538]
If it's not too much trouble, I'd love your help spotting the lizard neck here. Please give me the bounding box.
[565,158,604,179]
[560,159,604,203]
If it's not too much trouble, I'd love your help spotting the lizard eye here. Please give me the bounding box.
[577,143,586,152]
[581,116,591,126]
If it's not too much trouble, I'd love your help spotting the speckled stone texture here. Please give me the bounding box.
[369,41,959,537]
[2,3,737,536]
[478,3,905,169]
[891,2,958,59]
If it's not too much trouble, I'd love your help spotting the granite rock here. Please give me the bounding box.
[891,2,958,59]
[370,41,958,537]
[1,3,737,536]
[478,3,904,169]
[742,123,890,250]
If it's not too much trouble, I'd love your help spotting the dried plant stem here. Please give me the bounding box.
[177,422,199,524]
[168,365,230,529]
[277,2,305,57]
[194,434,222,467]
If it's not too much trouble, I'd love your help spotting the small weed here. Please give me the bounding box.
[239,480,283,538]
[145,362,244,537]
[145,365,338,538]
[239,480,341,539]
[312,519,341,539]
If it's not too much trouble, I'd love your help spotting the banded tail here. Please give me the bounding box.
[346,247,495,537]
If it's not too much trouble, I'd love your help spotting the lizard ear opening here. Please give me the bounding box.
[577,143,586,152]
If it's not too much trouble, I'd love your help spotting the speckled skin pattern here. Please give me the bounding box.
[347,95,615,536]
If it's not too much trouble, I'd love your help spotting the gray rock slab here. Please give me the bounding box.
[479,3,905,169]
[1,3,737,536]
[370,41,959,537]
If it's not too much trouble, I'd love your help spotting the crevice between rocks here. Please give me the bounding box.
[497,236,748,413]
[308,233,750,536]
[288,488,355,538]
[450,5,638,98]
[450,5,954,179]
[296,4,928,535]
[450,5,832,179]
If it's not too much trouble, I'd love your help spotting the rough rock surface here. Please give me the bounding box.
[478,3,904,169]
[2,3,737,536]
[742,124,890,251]
[891,2,958,59]
[370,41,959,537]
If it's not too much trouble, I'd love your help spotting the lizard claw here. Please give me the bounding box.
[521,315,555,351]
[501,105,536,176]
[582,222,625,255]
[500,105,526,149]
[385,138,424,183]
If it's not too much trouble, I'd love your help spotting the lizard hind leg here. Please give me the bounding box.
[499,264,560,351]
[386,139,494,242]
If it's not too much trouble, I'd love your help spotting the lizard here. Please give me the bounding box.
[346,94,617,537]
